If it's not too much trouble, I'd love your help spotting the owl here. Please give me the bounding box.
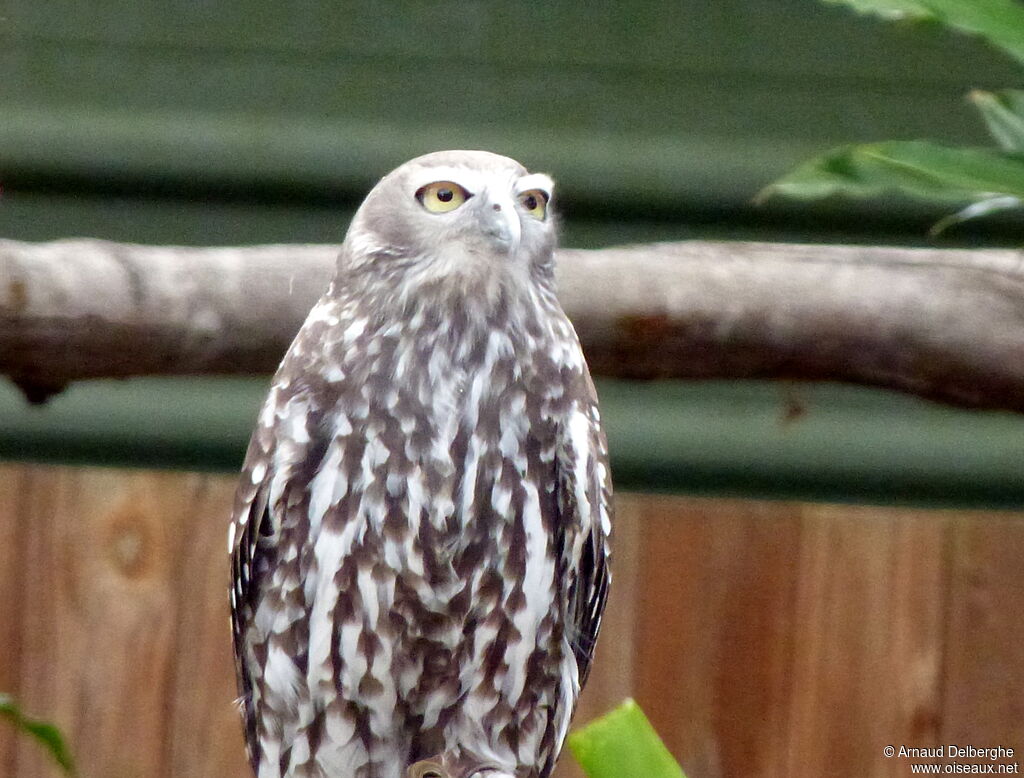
[229,150,612,778]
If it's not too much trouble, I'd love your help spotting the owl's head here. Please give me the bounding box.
[340,150,557,296]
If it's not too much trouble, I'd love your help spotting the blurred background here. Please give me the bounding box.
[3,1,1023,248]
[2,2,1024,777]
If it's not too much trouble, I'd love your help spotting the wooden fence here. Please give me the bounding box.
[1,463,1022,777]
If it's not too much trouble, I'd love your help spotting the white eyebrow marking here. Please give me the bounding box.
[516,172,554,198]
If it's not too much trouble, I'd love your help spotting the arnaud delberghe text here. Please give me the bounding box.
[900,746,1016,760]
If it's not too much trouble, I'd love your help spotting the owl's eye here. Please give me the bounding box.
[416,181,470,213]
[518,189,549,220]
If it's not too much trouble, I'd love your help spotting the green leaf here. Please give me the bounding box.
[568,699,687,778]
[821,0,933,19]
[929,195,1024,235]
[0,694,75,774]
[761,140,1024,204]
[970,89,1024,151]
[820,0,1024,66]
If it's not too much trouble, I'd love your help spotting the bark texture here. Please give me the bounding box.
[2,238,1023,411]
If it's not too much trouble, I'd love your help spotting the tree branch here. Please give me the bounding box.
[3,238,1023,412]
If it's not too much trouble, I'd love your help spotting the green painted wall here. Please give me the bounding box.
[1,1,1020,245]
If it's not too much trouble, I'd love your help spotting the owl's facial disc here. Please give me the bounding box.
[408,165,553,260]
[341,152,556,289]
[413,174,521,255]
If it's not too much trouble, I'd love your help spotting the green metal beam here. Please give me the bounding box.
[2,0,1017,231]
[2,377,1022,509]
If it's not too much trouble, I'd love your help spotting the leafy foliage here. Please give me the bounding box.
[763,0,1024,232]
[568,699,687,778]
[971,88,1024,150]
[820,0,1024,65]
[0,694,75,774]
[767,141,1024,202]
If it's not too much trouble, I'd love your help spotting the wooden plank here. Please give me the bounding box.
[3,465,248,777]
[161,474,251,777]
[12,464,159,773]
[632,497,803,778]
[0,465,30,776]
[628,499,951,778]
[785,506,947,778]
[941,515,1024,760]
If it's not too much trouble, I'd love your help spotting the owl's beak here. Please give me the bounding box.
[480,196,521,255]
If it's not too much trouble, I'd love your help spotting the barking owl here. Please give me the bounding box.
[229,150,612,778]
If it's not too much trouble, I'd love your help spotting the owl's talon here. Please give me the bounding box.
[406,759,449,778]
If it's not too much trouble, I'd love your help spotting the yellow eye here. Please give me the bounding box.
[416,181,469,213]
[519,189,549,220]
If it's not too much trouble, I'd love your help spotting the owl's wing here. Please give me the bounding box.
[228,430,277,771]
[557,387,613,687]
